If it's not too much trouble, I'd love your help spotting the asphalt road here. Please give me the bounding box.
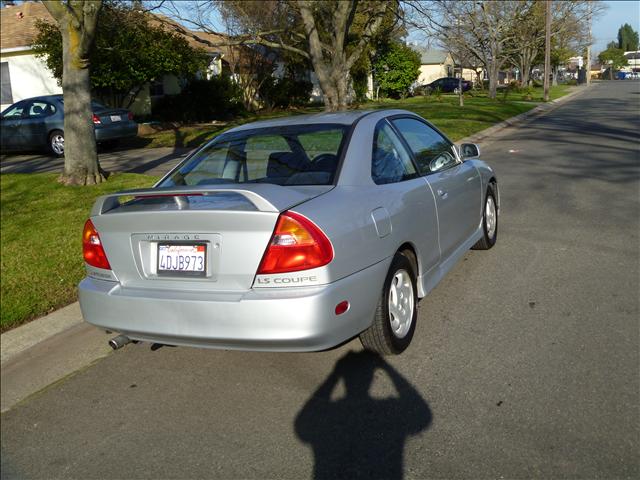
[1,81,639,479]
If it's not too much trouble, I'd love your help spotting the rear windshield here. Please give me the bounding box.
[159,124,349,187]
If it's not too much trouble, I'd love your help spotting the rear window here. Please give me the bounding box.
[160,124,348,187]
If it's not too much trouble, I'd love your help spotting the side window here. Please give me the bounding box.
[391,118,457,174]
[371,122,417,185]
[27,101,56,118]
[2,102,25,118]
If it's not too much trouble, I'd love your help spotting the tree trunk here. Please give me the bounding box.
[488,62,499,100]
[521,68,530,88]
[552,65,558,86]
[59,19,104,185]
[44,0,104,185]
[308,60,350,112]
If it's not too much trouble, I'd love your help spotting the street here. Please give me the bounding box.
[1,81,638,479]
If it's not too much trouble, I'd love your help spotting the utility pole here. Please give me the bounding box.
[543,0,551,101]
[457,18,464,107]
[586,1,592,86]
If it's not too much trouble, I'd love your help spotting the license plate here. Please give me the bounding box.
[110,115,121,122]
[158,243,206,276]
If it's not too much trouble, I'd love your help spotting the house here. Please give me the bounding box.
[1,1,61,111]
[623,51,640,72]
[415,48,478,86]
[0,2,242,114]
[416,49,454,85]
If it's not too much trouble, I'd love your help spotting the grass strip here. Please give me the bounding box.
[0,173,158,331]
[133,85,573,149]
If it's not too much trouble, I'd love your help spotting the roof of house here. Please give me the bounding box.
[416,48,451,65]
[1,1,53,51]
[149,14,230,56]
[0,2,231,56]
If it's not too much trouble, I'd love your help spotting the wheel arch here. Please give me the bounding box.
[487,176,499,212]
[397,242,419,280]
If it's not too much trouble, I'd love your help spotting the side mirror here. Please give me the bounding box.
[459,143,480,160]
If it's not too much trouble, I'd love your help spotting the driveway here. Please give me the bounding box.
[0,145,192,177]
[1,81,638,479]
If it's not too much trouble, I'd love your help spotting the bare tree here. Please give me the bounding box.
[42,1,104,185]
[158,0,397,111]
[506,1,603,88]
[407,1,602,98]
[218,8,276,111]
[407,1,525,99]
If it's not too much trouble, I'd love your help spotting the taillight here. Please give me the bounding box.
[92,114,101,125]
[257,211,333,274]
[127,111,133,121]
[83,219,111,270]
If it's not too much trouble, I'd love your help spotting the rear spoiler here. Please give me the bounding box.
[91,184,331,215]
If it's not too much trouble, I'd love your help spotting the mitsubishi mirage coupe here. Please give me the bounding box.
[79,109,499,355]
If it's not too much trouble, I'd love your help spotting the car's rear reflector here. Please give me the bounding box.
[335,301,350,315]
[257,211,333,274]
[83,219,111,270]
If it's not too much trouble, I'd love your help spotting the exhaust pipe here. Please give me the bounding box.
[108,334,131,350]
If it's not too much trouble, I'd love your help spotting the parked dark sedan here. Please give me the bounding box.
[0,95,138,156]
[417,77,473,95]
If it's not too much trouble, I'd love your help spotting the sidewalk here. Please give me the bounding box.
[0,84,593,413]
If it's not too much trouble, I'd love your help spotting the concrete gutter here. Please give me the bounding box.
[0,84,592,413]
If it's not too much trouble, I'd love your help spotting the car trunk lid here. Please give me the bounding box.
[89,184,332,292]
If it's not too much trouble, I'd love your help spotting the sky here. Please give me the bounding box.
[592,0,640,54]
[7,0,637,55]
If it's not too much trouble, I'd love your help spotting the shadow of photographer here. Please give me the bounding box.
[295,350,432,480]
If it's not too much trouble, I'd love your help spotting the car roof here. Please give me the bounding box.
[13,95,63,103]
[226,110,375,134]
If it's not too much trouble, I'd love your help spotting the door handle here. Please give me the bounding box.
[437,189,448,199]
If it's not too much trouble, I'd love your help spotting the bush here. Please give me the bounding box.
[373,41,421,99]
[259,77,313,110]
[152,76,244,122]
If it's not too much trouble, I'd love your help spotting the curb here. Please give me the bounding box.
[457,84,592,145]
[1,302,83,364]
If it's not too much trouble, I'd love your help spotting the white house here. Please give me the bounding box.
[414,48,478,86]
[623,51,640,72]
[0,2,229,115]
[1,1,62,111]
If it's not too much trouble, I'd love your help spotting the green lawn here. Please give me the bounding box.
[0,173,158,331]
[132,85,573,149]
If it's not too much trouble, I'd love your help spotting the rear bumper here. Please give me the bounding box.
[78,260,389,352]
[95,122,138,141]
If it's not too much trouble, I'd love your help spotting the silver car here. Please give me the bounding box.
[79,109,499,355]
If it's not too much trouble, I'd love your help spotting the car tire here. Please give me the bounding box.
[359,252,418,355]
[48,130,64,157]
[454,87,460,94]
[472,184,498,250]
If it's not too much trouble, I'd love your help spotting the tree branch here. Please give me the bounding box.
[41,1,69,24]
[345,1,390,71]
